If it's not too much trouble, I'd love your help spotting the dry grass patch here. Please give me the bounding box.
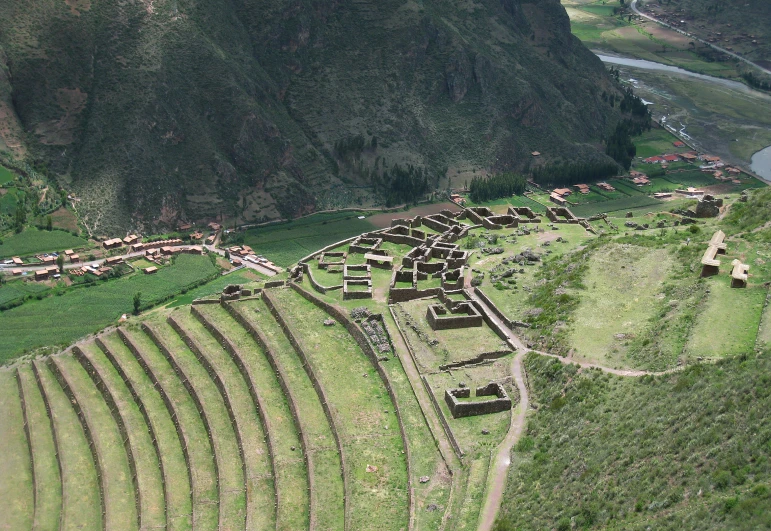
[568,244,674,368]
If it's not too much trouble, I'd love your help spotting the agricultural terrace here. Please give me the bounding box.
[3,185,771,531]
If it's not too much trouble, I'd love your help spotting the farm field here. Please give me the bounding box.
[0,229,88,259]
[239,211,376,267]
[0,254,219,361]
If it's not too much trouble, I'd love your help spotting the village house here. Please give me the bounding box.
[574,184,590,195]
[11,269,21,276]
[673,140,685,147]
[643,156,664,164]
[69,254,80,263]
[662,154,680,163]
[144,266,158,275]
[681,152,698,161]
[64,249,74,257]
[631,176,651,186]
[549,193,567,206]
[12,257,23,266]
[123,234,140,246]
[597,182,615,192]
[553,188,572,197]
[653,192,672,199]
[103,238,123,250]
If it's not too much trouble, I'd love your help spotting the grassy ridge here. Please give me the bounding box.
[497,351,771,530]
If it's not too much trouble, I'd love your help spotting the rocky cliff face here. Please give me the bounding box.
[0,0,621,234]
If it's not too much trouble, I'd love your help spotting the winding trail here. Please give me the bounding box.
[470,290,683,531]
[476,351,528,531]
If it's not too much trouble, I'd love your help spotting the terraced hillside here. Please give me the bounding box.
[0,288,436,530]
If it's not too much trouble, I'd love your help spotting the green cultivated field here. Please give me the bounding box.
[0,166,15,185]
[165,269,261,308]
[240,212,376,267]
[0,229,88,259]
[0,254,218,361]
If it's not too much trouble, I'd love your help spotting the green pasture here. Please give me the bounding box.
[0,166,16,186]
[0,254,219,362]
[240,211,376,267]
[0,229,88,259]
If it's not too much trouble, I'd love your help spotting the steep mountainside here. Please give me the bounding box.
[0,0,621,234]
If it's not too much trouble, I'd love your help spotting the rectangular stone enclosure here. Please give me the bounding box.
[444,382,512,418]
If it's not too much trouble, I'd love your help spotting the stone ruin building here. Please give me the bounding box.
[444,382,512,418]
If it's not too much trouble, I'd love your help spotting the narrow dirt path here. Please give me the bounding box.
[470,289,682,531]
[476,351,528,531]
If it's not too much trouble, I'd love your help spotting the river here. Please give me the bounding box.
[596,52,771,182]
[596,54,771,97]
[751,146,771,181]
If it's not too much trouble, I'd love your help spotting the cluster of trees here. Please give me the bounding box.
[333,134,377,163]
[530,161,620,187]
[606,120,638,170]
[468,172,526,203]
[619,87,650,117]
[372,163,431,207]
[742,71,771,92]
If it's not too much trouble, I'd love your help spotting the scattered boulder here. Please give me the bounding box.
[626,212,634,218]
[419,476,430,484]
[323,319,336,327]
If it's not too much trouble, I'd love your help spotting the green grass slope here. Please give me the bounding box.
[496,352,771,530]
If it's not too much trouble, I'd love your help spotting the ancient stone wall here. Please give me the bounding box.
[444,383,511,418]
[282,285,413,513]
[92,337,172,525]
[261,290,351,522]
[302,262,343,294]
[190,307,281,517]
[221,302,314,508]
[426,302,484,330]
[73,346,143,528]
[116,329,195,515]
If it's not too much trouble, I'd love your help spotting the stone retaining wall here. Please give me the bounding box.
[166,315,248,506]
[302,262,343,294]
[116,329,196,521]
[141,323,223,503]
[46,356,108,530]
[421,374,464,458]
[288,283,414,513]
[94,336,176,527]
[74,345,144,529]
[261,289,351,527]
[189,306,281,522]
[29,362,66,531]
[14,370,38,522]
[221,302,316,527]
